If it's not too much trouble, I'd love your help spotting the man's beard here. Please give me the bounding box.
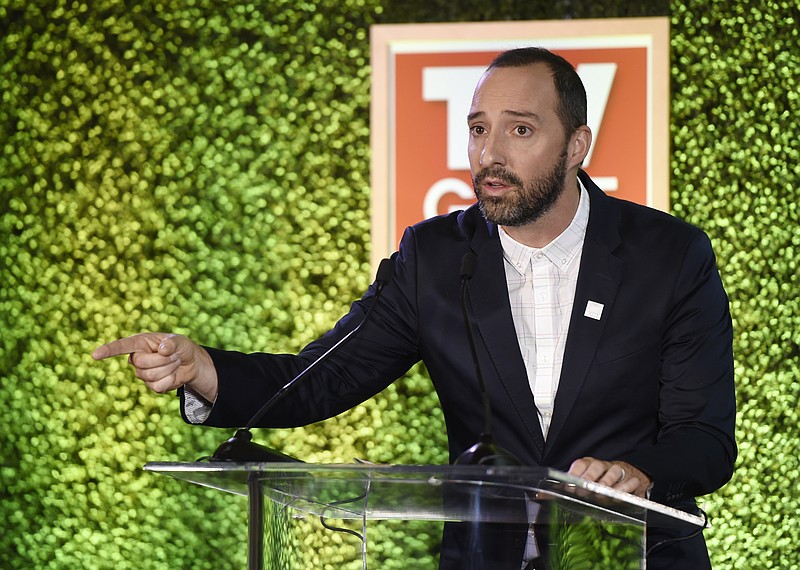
[473,149,569,227]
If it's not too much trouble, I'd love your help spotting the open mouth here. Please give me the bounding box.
[483,178,514,194]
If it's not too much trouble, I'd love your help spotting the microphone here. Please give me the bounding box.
[455,252,521,466]
[211,258,396,462]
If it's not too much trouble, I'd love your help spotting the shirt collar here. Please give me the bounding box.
[499,180,590,275]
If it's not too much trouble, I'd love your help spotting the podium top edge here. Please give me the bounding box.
[143,462,707,528]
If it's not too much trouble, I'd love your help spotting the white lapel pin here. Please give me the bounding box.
[584,300,604,320]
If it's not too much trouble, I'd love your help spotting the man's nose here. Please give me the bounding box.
[480,133,507,168]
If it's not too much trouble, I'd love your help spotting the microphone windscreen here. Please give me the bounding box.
[460,252,477,280]
[376,257,395,284]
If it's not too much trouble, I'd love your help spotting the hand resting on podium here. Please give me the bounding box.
[568,456,653,498]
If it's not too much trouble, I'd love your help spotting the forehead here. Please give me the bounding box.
[469,63,558,118]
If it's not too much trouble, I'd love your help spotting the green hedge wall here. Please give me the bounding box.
[670,1,800,567]
[1,0,797,568]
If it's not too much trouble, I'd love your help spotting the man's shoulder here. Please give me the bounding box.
[587,180,703,241]
[408,203,489,241]
[615,196,698,233]
[582,176,713,266]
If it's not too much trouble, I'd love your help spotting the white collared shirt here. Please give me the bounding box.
[498,182,590,439]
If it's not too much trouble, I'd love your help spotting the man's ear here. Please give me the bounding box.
[568,125,592,169]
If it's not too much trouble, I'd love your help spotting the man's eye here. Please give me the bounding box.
[470,125,486,135]
[515,126,530,135]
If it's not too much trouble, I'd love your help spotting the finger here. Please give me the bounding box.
[135,358,183,388]
[598,463,627,488]
[567,457,594,478]
[130,349,179,371]
[92,333,163,360]
[615,475,644,496]
[570,458,610,483]
[145,371,183,394]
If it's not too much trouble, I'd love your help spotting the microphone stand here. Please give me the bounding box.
[210,258,395,462]
[455,252,521,467]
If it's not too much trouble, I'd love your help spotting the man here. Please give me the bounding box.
[94,47,736,568]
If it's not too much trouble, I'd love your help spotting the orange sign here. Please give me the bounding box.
[370,19,670,268]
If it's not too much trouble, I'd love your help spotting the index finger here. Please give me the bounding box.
[92,333,164,360]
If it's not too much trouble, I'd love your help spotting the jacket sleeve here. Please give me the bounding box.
[180,233,424,430]
[619,231,737,502]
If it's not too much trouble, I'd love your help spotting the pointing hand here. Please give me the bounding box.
[92,333,218,402]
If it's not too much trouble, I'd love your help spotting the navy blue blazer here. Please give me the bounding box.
[192,171,736,566]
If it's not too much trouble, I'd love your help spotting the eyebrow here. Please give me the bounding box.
[467,110,543,122]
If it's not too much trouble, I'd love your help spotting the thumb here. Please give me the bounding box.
[157,334,196,363]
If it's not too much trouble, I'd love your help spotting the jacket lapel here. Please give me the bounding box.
[544,176,625,454]
[466,219,547,455]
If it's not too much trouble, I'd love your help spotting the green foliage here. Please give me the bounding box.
[670,0,800,567]
[376,0,668,23]
[1,0,798,568]
[0,0,434,568]
[550,514,643,570]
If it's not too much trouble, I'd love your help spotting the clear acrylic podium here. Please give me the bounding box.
[145,462,705,569]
